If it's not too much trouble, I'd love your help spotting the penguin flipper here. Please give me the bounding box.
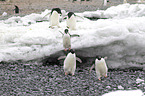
[76,57,82,63]
[59,31,64,36]
[89,64,95,73]
[58,56,66,60]
[104,56,107,60]
[70,34,80,37]
[43,12,51,19]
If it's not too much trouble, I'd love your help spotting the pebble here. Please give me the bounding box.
[1,62,145,95]
[118,85,124,90]
[106,86,111,89]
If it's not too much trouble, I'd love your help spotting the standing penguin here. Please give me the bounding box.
[59,29,80,51]
[14,5,19,14]
[123,0,127,3]
[89,56,108,80]
[66,12,76,30]
[58,49,82,76]
[63,29,71,51]
[49,8,62,28]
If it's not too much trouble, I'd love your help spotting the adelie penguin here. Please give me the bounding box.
[58,49,82,76]
[62,29,71,51]
[66,12,76,30]
[14,5,19,14]
[49,8,62,28]
[59,29,80,51]
[89,56,108,81]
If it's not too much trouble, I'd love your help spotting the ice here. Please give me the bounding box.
[83,3,145,19]
[0,4,145,63]
[1,12,7,17]
[102,90,144,96]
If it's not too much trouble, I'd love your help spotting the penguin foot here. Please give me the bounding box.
[64,49,67,51]
[65,72,68,75]
[98,79,101,81]
[49,26,54,29]
[67,26,69,29]
[105,75,107,78]
[72,73,75,76]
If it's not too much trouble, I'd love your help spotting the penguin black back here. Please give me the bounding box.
[51,8,62,14]
[67,12,75,19]
[14,5,19,14]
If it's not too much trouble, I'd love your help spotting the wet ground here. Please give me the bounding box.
[0,61,145,96]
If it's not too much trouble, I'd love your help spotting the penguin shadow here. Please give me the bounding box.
[42,49,71,67]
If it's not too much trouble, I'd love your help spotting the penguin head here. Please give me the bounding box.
[69,49,75,54]
[67,12,75,19]
[64,29,69,34]
[51,8,62,15]
[96,56,102,60]
[14,5,19,9]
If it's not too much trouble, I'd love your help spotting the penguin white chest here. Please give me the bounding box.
[95,58,108,76]
[64,53,76,73]
[50,11,60,26]
[63,34,71,48]
[67,15,76,30]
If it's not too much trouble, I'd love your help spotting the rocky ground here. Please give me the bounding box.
[0,61,145,96]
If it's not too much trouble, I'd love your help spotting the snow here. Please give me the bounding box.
[83,3,145,19]
[102,90,144,96]
[1,12,7,17]
[0,3,145,64]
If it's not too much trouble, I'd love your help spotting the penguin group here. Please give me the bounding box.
[44,8,78,30]
[47,8,108,81]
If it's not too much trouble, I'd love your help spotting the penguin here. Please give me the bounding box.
[63,29,71,51]
[89,56,108,80]
[123,0,127,3]
[103,0,108,6]
[49,8,62,28]
[58,49,82,76]
[59,29,80,51]
[14,5,19,14]
[66,12,76,30]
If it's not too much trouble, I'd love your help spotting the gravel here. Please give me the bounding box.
[0,61,145,96]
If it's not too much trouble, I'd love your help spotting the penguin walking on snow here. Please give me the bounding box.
[62,29,71,51]
[89,56,108,80]
[58,49,82,76]
[49,8,62,28]
[59,29,80,51]
[66,12,76,30]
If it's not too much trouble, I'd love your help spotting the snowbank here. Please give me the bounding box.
[83,3,145,19]
[102,90,144,96]
[0,4,145,64]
